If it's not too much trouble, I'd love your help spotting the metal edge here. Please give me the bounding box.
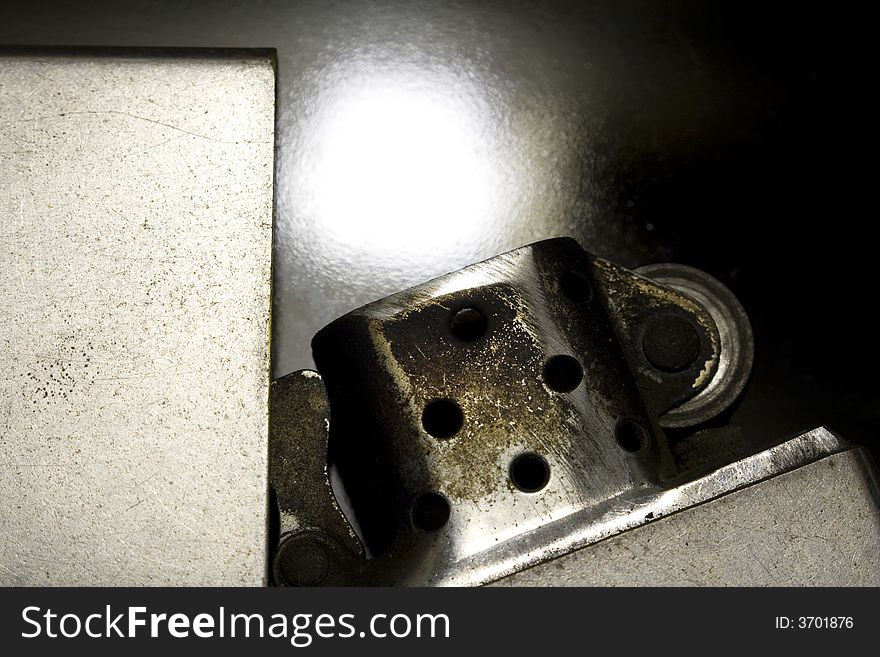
[441,427,847,586]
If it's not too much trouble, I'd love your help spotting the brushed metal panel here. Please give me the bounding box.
[0,50,275,585]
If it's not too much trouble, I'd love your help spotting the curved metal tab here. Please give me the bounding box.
[269,370,364,586]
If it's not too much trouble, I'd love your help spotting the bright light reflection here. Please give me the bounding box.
[312,75,493,257]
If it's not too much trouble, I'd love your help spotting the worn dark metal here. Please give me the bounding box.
[276,532,330,586]
[642,315,702,373]
[268,371,364,586]
[269,238,735,585]
[635,263,755,429]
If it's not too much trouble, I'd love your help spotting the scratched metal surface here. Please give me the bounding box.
[0,52,275,584]
[493,446,880,586]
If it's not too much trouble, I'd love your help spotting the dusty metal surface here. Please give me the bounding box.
[272,348,858,584]
[270,238,772,586]
[315,238,719,585]
[493,444,880,586]
[0,50,275,585]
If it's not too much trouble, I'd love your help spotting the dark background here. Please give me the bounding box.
[2,1,876,457]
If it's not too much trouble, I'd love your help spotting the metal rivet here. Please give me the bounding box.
[642,315,701,373]
[278,536,330,587]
